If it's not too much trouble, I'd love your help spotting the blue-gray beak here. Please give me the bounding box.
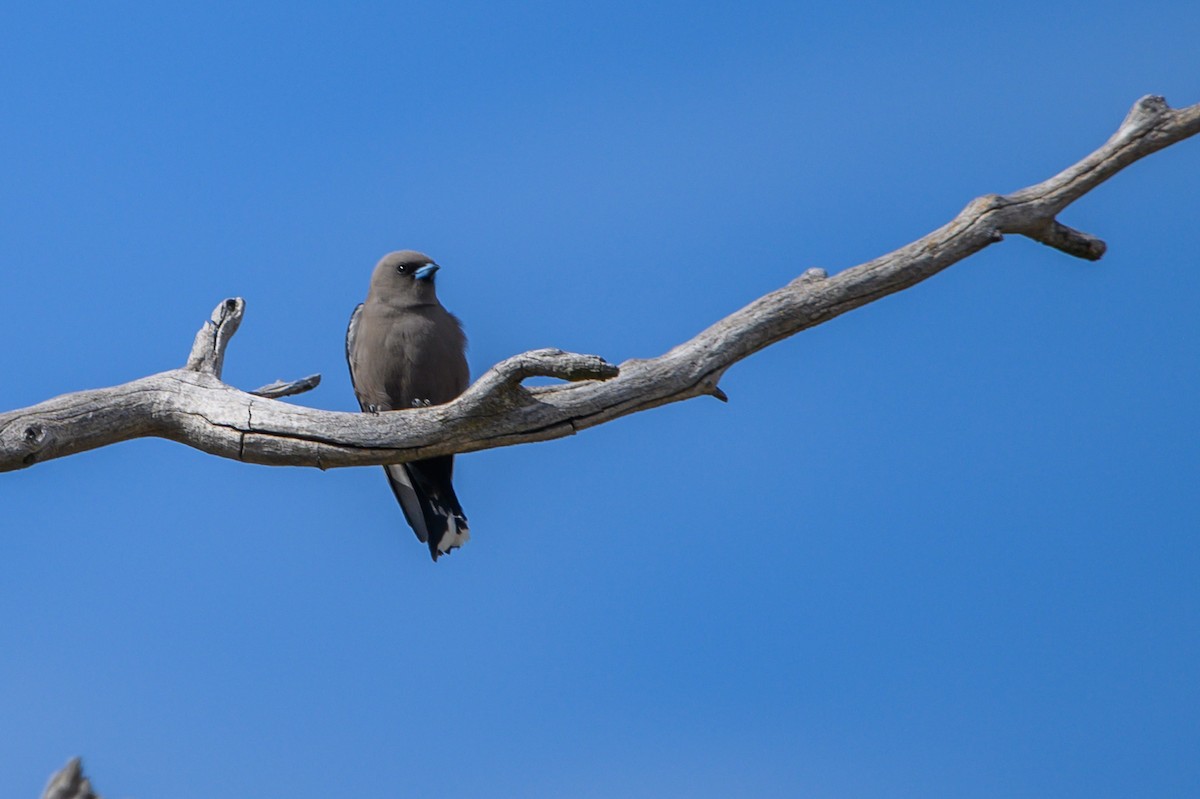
[414,263,440,281]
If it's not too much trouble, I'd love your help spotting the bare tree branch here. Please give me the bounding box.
[41,759,99,799]
[2,95,1197,474]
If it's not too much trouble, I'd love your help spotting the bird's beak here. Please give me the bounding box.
[414,263,440,281]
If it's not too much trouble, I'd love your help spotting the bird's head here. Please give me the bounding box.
[369,250,442,305]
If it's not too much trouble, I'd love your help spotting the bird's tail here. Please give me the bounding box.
[428,500,470,562]
[383,459,470,561]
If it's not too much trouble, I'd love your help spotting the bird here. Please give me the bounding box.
[346,250,471,561]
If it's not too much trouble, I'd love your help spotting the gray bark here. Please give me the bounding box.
[41,759,98,799]
[2,95,1198,475]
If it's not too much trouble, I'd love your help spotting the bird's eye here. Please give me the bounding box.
[395,264,408,274]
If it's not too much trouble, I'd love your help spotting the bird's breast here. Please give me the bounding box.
[353,304,468,409]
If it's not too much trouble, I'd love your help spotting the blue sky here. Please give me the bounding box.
[1,3,1197,797]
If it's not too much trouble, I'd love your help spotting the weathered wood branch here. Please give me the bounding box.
[41,759,99,799]
[1,95,1197,473]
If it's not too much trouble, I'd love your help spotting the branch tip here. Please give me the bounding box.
[41,757,98,799]
[1025,220,1107,261]
[185,297,246,378]
[251,374,322,399]
[510,349,619,383]
[457,348,619,411]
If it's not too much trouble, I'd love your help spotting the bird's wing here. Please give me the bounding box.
[347,301,434,545]
[384,463,432,543]
[345,302,364,405]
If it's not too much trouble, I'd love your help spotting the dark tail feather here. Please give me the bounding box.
[383,457,469,561]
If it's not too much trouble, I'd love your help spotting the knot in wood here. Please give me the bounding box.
[969,194,1008,214]
[19,424,49,466]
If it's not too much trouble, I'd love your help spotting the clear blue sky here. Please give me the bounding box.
[2,3,1197,797]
